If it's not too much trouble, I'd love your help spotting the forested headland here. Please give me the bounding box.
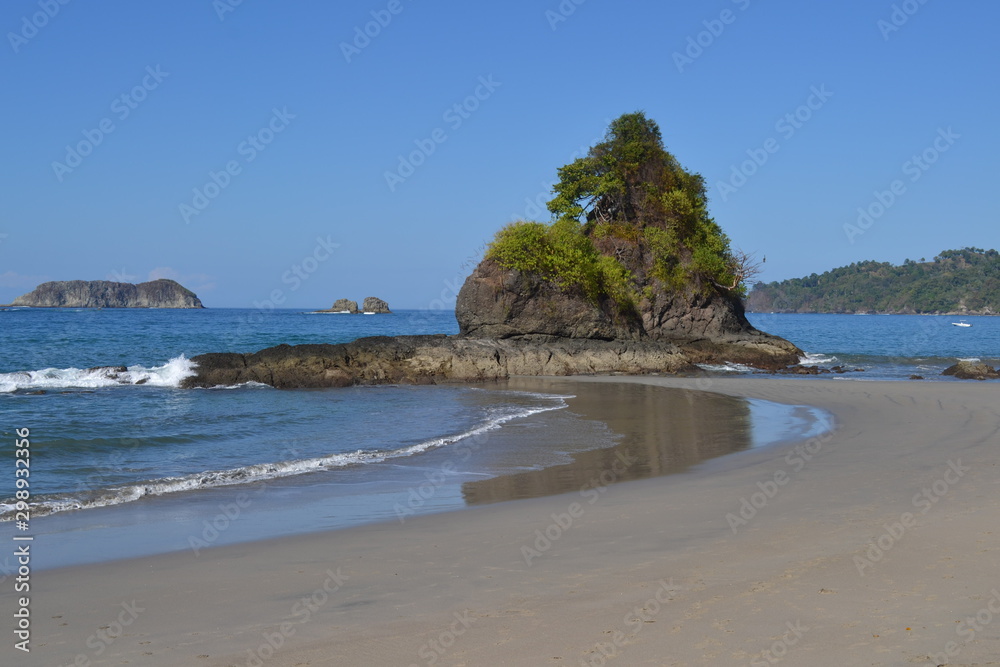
[747,248,1000,314]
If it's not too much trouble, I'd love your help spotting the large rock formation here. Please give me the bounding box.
[362,297,391,313]
[9,279,203,308]
[184,261,801,388]
[456,258,800,369]
[183,113,804,389]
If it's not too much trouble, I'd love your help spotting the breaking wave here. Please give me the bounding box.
[0,356,197,393]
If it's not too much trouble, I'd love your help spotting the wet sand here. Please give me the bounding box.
[11,377,1000,667]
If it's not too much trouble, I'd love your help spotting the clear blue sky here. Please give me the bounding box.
[2,0,997,308]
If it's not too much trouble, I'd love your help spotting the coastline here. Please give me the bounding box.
[14,377,1000,666]
[3,381,823,571]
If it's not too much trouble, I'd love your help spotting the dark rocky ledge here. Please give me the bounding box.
[183,332,800,389]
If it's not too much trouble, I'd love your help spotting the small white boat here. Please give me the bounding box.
[952,321,972,328]
[363,312,375,315]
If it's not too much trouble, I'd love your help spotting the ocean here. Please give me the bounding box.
[0,308,992,570]
[745,312,999,379]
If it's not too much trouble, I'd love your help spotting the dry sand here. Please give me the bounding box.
[12,377,1000,667]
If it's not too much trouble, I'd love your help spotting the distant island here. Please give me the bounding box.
[7,279,204,308]
[315,297,392,314]
[748,248,999,314]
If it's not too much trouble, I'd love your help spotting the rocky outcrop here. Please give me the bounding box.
[183,254,802,389]
[362,297,391,313]
[942,360,1000,380]
[183,302,801,389]
[180,111,808,389]
[316,297,391,314]
[456,259,801,370]
[320,299,359,314]
[9,279,203,308]
[183,335,695,389]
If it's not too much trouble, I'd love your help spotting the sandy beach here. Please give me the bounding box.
[15,377,1000,667]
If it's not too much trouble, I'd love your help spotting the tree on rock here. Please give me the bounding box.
[487,112,752,313]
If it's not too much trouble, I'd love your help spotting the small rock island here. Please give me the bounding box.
[8,279,203,308]
[185,113,801,389]
[316,297,392,314]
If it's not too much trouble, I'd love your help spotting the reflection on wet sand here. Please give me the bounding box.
[462,378,753,505]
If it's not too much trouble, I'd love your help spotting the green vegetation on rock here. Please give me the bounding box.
[748,248,1000,314]
[485,112,749,313]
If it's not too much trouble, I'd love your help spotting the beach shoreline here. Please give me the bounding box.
[13,377,1000,667]
[4,379,825,573]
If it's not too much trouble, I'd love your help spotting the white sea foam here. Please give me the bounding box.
[0,355,197,393]
[799,352,838,365]
[205,381,272,390]
[0,395,568,520]
[695,362,756,373]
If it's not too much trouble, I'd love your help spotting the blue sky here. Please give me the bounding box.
[1,0,996,308]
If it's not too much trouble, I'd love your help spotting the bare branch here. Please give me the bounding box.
[714,249,763,291]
